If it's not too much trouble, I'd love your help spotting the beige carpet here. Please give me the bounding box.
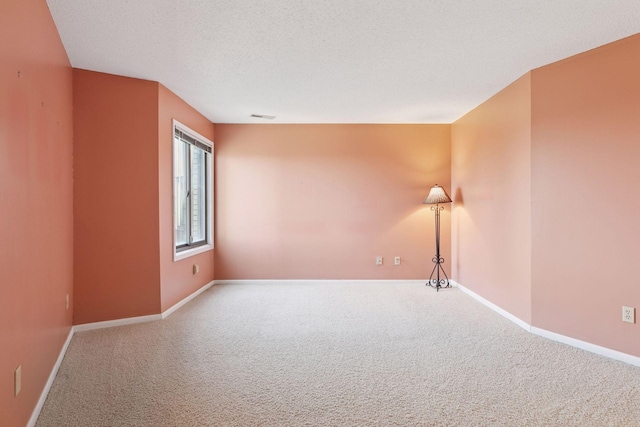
[37,282,640,426]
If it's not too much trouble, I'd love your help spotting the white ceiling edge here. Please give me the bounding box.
[46,0,640,124]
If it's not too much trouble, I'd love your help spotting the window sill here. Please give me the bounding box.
[174,243,213,262]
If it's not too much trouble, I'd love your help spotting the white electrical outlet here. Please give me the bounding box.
[193,264,200,274]
[394,256,401,265]
[15,366,21,396]
[376,256,383,266]
[622,306,636,324]
[66,294,69,310]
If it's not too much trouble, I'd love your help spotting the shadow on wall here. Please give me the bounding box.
[452,187,464,279]
[453,187,464,205]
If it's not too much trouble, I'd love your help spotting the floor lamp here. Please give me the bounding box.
[423,184,452,291]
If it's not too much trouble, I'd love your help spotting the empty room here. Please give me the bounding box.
[2,1,640,426]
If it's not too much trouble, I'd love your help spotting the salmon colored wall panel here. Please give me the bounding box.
[158,85,214,312]
[451,74,532,323]
[0,1,73,425]
[215,124,451,280]
[73,70,161,324]
[531,34,640,356]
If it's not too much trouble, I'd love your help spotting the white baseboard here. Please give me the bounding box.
[29,280,214,425]
[531,326,640,368]
[452,280,640,368]
[73,314,163,332]
[452,281,531,332]
[214,279,431,286]
[74,280,215,332]
[162,280,214,319]
[27,328,74,427]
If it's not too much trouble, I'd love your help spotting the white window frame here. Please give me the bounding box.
[172,119,214,261]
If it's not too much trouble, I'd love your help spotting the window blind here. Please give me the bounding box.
[175,128,212,153]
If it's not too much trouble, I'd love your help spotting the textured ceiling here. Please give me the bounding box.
[46,1,640,124]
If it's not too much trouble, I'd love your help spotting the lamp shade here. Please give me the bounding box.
[423,185,452,204]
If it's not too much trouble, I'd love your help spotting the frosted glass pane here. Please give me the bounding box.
[191,146,206,243]
[174,140,189,246]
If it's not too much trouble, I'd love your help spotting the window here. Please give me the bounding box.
[173,120,213,261]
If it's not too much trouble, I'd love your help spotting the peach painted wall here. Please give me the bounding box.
[530,34,640,356]
[73,70,161,324]
[451,74,532,324]
[0,1,73,425]
[158,85,215,311]
[215,124,451,280]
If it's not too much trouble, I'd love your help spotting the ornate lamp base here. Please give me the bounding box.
[427,256,450,292]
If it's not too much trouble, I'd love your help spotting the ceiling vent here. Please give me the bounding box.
[250,114,276,120]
